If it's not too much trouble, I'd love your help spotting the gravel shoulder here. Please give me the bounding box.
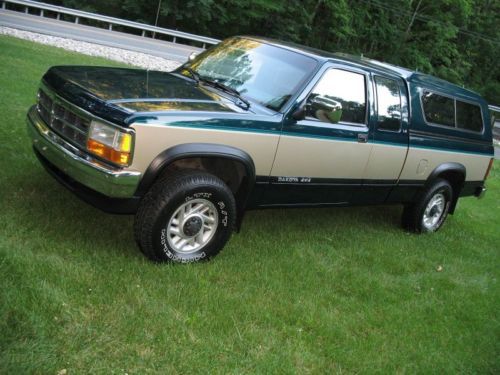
[0,26,181,71]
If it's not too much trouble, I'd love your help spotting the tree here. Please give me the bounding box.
[41,0,500,104]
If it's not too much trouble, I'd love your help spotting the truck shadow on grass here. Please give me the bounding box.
[16,171,405,261]
[243,204,404,234]
[12,172,140,260]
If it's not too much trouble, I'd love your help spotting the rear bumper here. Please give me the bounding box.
[27,105,141,213]
[460,180,487,199]
[475,186,487,199]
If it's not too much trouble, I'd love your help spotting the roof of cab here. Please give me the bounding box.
[245,36,485,103]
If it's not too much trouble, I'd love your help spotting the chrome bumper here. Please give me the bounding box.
[27,105,141,198]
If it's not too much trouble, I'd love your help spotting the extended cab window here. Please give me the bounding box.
[422,91,484,133]
[421,92,455,127]
[456,100,483,132]
[375,76,401,131]
[306,69,366,125]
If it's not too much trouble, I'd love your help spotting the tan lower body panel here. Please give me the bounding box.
[364,142,408,180]
[400,147,490,182]
[271,135,373,178]
[273,136,490,182]
[129,124,280,175]
[129,124,490,184]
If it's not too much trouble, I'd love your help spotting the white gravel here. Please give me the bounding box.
[0,26,181,71]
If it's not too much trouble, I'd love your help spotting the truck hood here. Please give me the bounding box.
[42,66,248,126]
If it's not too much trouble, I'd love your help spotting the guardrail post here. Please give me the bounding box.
[56,13,60,20]
[40,9,44,17]
[1,2,5,10]
[172,36,176,43]
[202,43,206,49]
[141,30,146,37]
[24,6,28,14]
[109,23,113,31]
[75,16,79,24]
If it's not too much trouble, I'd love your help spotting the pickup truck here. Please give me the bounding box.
[27,36,495,263]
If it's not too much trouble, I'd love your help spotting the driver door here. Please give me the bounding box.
[263,66,374,206]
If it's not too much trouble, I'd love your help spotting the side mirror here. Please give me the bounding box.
[292,105,306,121]
[309,95,342,124]
[188,52,198,62]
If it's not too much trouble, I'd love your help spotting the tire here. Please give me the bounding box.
[402,178,453,233]
[134,169,236,263]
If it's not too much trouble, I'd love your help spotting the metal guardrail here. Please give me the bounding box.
[489,105,500,113]
[489,106,500,142]
[0,0,220,48]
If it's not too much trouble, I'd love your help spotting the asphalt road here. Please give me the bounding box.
[0,9,201,62]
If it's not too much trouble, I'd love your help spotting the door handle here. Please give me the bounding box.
[357,133,368,143]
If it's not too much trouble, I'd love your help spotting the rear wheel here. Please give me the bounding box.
[402,178,453,233]
[134,170,236,263]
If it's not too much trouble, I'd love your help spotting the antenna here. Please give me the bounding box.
[153,0,162,39]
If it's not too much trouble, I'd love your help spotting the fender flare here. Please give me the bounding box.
[425,162,466,213]
[134,143,256,201]
[425,162,466,186]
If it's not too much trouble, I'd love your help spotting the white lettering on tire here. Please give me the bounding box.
[161,228,207,262]
[218,201,228,227]
[186,192,212,202]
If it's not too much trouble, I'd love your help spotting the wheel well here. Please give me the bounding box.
[431,169,465,214]
[163,157,247,197]
[135,143,256,231]
[160,157,251,229]
[135,144,256,201]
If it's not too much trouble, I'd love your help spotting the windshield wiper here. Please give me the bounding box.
[199,77,251,110]
[182,67,250,110]
[183,67,200,83]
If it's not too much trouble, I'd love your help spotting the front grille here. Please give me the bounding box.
[37,89,90,149]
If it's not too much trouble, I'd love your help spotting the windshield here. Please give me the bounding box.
[181,37,318,111]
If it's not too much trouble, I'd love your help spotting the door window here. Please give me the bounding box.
[306,69,366,125]
[374,76,402,131]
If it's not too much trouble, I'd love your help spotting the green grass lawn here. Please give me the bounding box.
[0,35,499,374]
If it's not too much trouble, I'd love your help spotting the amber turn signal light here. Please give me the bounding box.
[86,120,133,166]
[87,139,131,166]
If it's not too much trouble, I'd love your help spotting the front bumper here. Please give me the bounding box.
[27,105,142,212]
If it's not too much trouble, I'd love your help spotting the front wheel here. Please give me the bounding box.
[134,170,236,263]
[402,178,453,233]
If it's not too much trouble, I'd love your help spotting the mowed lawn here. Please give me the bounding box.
[0,35,499,374]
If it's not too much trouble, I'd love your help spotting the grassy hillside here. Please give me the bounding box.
[0,35,498,373]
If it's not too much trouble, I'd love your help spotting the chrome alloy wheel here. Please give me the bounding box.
[422,192,446,231]
[166,199,219,253]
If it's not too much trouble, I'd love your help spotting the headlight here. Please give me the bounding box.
[86,120,133,166]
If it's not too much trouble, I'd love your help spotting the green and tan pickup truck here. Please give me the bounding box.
[27,36,495,263]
